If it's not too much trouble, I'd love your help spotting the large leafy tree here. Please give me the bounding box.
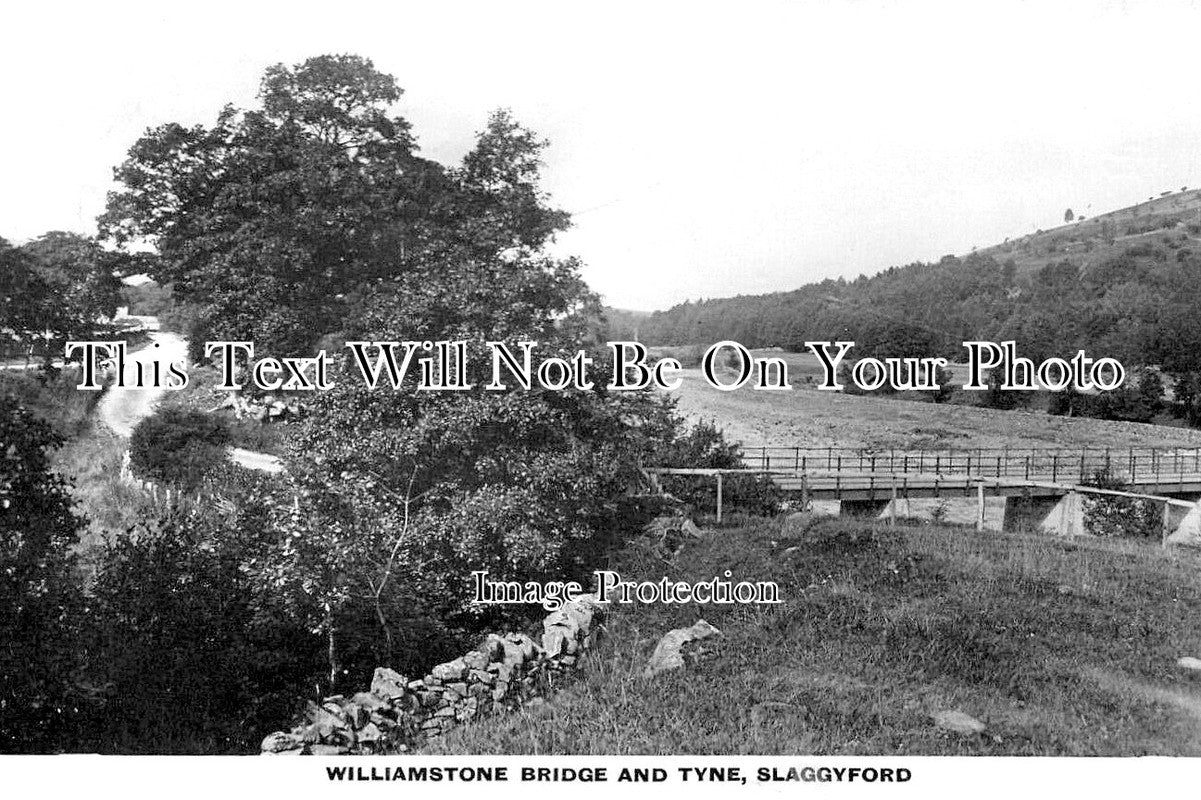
[21,232,123,326]
[100,55,442,353]
[99,55,586,356]
[0,240,53,359]
[0,233,123,365]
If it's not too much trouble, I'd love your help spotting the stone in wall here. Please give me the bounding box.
[260,594,608,755]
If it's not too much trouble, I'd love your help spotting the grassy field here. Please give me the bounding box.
[974,187,1201,278]
[666,357,1201,451]
[427,516,1201,756]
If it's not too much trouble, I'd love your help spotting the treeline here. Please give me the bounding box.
[0,233,142,364]
[616,242,1201,420]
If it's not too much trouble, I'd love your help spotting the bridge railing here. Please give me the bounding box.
[739,446,1201,484]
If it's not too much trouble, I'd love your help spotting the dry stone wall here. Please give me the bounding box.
[261,593,606,755]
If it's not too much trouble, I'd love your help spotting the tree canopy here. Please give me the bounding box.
[0,233,123,364]
[100,54,585,355]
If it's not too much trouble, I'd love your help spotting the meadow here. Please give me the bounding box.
[661,351,1201,451]
[429,516,1201,756]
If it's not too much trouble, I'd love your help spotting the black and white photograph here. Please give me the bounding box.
[3,1,1201,794]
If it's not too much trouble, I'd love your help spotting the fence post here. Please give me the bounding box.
[976,482,985,531]
[716,472,723,525]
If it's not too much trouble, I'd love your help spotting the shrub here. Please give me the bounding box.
[979,369,1021,410]
[928,365,955,403]
[0,397,87,752]
[82,504,320,753]
[655,419,781,516]
[129,409,231,488]
[1081,468,1161,538]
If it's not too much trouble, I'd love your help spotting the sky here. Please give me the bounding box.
[3,0,1201,311]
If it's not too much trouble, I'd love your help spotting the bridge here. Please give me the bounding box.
[651,446,1201,543]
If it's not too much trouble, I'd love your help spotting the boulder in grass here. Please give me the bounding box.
[932,710,986,735]
[643,619,722,677]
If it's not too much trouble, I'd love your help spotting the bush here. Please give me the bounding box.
[129,409,231,488]
[655,419,781,516]
[82,505,320,753]
[1081,468,1161,538]
[928,365,955,403]
[0,397,87,752]
[1049,383,1155,423]
[979,369,1021,410]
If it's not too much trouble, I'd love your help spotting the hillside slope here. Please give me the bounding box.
[427,517,1201,756]
[978,187,1201,278]
[612,189,1201,382]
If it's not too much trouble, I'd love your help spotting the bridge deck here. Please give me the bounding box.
[768,471,1201,501]
[732,446,1201,500]
[742,446,1201,480]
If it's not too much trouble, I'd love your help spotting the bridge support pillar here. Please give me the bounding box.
[1166,500,1201,546]
[1002,495,1055,533]
[1001,492,1089,536]
[840,499,890,519]
[1038,491,1085,537]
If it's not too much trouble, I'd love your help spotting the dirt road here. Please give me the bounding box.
[96,322,283,473]
[96,329,188,437]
